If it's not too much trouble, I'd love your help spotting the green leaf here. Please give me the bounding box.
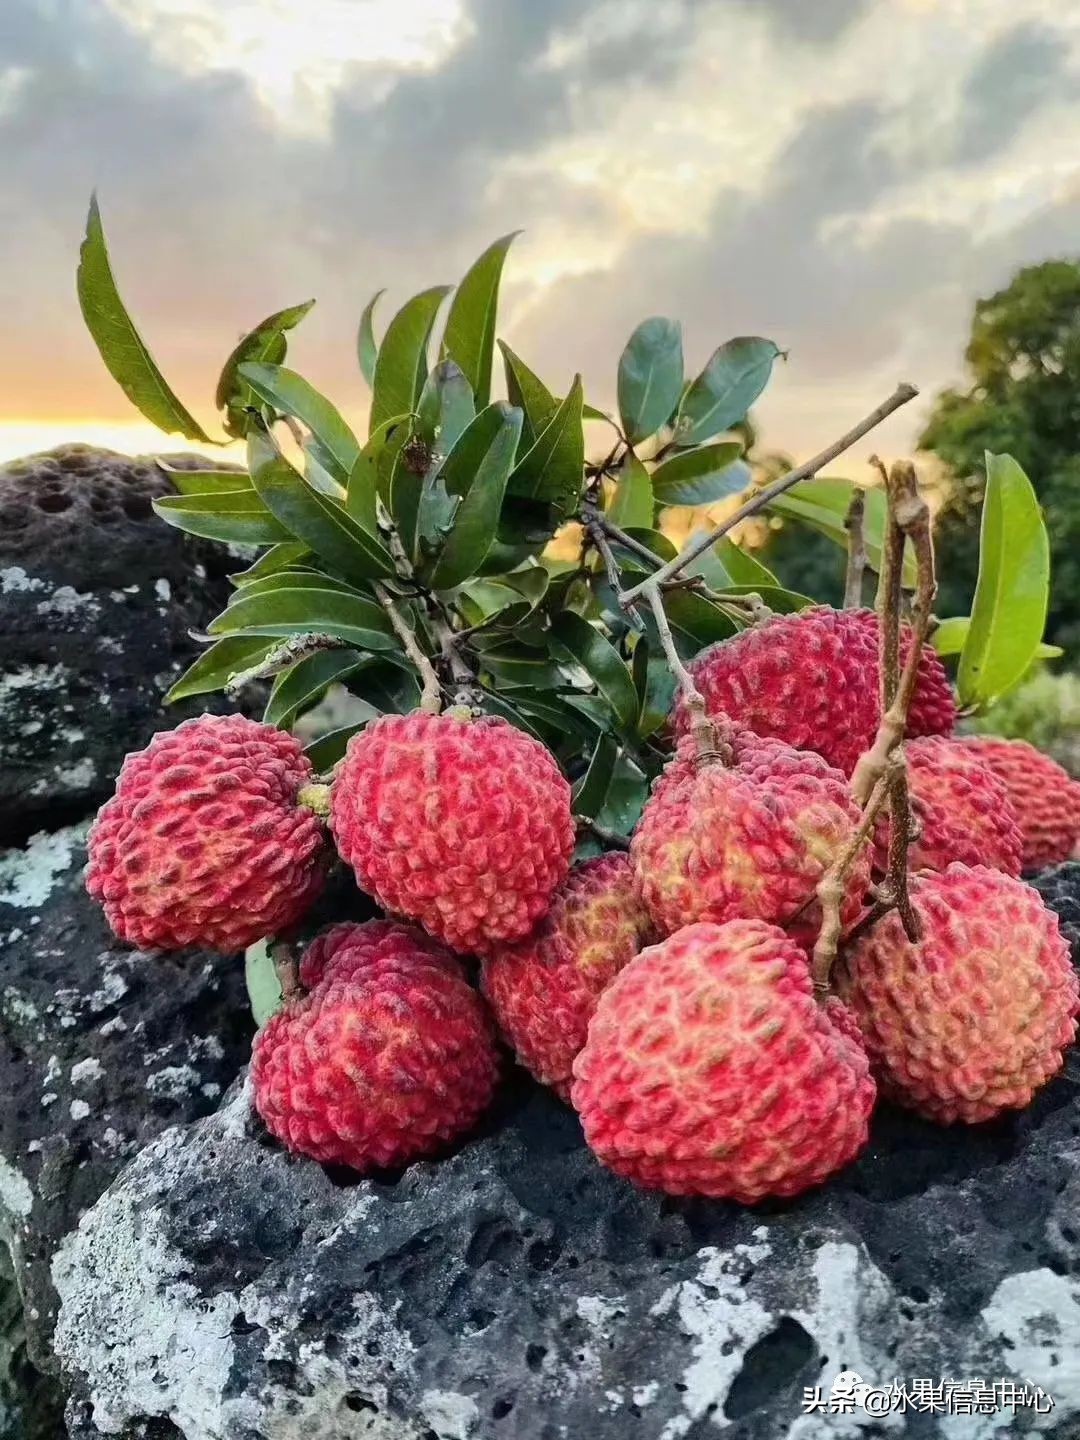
[152,490,289,545]
[302,437,346,499]
[457,567,550,630]
[264,648,365,729]
[215,300,315,439]
[551,611,639,732]
[661,590,739,648]
[77,195,214,443]
[507,375,584,515]
[473,691,547,745]
[417,360,476,458]
[160,467,252,497]
[480,644,564,690]
[370,285,451,433]
[677,337,781,445]
[347,415,410,533]
[357,288,385,388]
[239,364,360,485]
[593,751,649,837]
[248,430,395,580]
[572,733,618,818]
[617,317,684,444]
[164,635,275,703]
[426,402,523,589]
[712,537,779,588]
[498,341,559,448]
[651,445,748,508]
[208,585,398,652]
[513,692,597,739]
[957,453,1052,707]
[442,233,519,408]
[388,439,430,561]
[632,635,676,739]
[765,479,917,586]
[606,453,653,530]
[304,719,378,772]
[225,570,369,605]
[245,942,282,1027]
[934,617,1060,663]
[229,542,312,586]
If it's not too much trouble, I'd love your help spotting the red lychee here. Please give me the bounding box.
[840,864,1078,1124]
[329,711,574,954]
[871,736,1022,878]
[630,730,870,944]
[252,924,498,1171]
[85,714,327,953]
[481,855,654,1100]
[961,737,1080,869]
[299,918,464,989]
[673,607,956,775]
[572,919,876,1201]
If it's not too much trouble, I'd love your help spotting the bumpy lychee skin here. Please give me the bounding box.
[330,711,574,954]
[85,714,327,953]
[673,607,956,775]
[871,736,1022,878]
[961,738,1080,870]
[840,865,1078,1124]
[572,920,875,1201]
[252,934,498,1171]
[631,730,870,943]
[481,855,654,1100]
[299,918,464,990]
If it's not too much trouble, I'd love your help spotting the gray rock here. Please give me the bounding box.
[52,1051,1080,1439]
[0,824,253,1374]
[0,445,239,844]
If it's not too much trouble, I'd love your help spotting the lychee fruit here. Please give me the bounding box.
[961,737,1080,869]
[871,736,1022,878]
[571,919,876,1201]
[481,855,654,1100]
[86,713,328,953]
[330,710,574,954]
[840,864,1078,1124]
[673,607,956,775]
[298,917,464,989]
[252,921,498,1171]
[630,729,870,944]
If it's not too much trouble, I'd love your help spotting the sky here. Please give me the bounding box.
[1,0,1079,469]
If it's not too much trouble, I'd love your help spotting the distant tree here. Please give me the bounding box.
[920,260,1080,653]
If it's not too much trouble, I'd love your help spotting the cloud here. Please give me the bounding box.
[0,0,1078,470]
[953,23,1078,166]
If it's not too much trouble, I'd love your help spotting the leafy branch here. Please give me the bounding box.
[619,383,919,604]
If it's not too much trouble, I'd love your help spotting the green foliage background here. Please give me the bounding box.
[920,260,1080,655]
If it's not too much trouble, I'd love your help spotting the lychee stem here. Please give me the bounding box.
[843,487,867,609]
[373,581,442,714]
[811,458,938,998]
[640,580,727,762]
[223,633,351,699]
[268,939,303,1006]
[584,504,772,623]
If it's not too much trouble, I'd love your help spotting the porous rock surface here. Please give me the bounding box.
[0,823,254,1374]
[54,909,1080,1440]
[0,445,239,843]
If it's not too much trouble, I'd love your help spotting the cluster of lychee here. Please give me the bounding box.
[85,606,1080,1204]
